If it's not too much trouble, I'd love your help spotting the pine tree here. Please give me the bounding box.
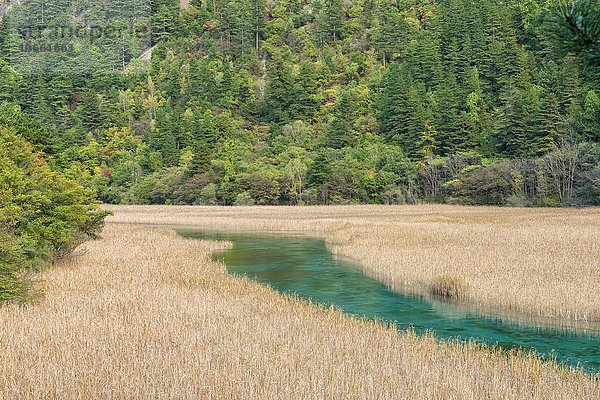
[537,92,563,152]
[0,59,19,103]
[265,58,294,124]
[494,85,535,158]
[418,121,438,160]
[151,108,179,166]
[218,60,236,109]
[22,76,54,133]
[247,0,266,55]
[405,34,443,90]
[560,56,583,136]
[440,0,470,77]
[405,83,433,158]
[550,0,600,68]
[319,0,345,44]
[326,88,354,149]
[463,2,485,70]
[582,90,600,142]
[150,0,178,45]
[190,111,219,174]
[189,59,219,106]
[434,69,462,154]
[216,0,245,51]
[378,62,410,143]
[480,3,520,96]
[308,147,333,187]
[291,61,320,119]
[459,67,489,151]
[374,1,412,63]
[46,75,73,130]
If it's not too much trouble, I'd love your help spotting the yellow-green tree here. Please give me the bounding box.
[0,126,108,302]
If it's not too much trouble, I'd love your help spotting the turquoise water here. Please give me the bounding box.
[180,229,600,373]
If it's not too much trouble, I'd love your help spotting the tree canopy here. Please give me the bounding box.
[0,113,107,302]
[0,0,597,213]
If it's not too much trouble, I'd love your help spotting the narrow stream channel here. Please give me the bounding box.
[180,229,600,373]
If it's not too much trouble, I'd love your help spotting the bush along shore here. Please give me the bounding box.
[0,127,108,303]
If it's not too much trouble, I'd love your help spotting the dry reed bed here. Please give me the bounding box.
[106,205,600,323]
[0,223,598,399]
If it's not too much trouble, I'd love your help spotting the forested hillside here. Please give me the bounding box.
[0,0,598,206]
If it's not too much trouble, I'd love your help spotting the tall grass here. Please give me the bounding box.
[0,222,597,399]
[107,205,600,324]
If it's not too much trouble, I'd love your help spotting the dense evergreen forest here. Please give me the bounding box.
[0,0,599,209]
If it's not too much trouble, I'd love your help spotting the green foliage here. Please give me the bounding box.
[234,191,256,206]
[326,87,356,149]
[456,161,516,205]
[0,231,29,303]
[0,0,597,210]
[0,125,108,302]
[548,0,600,68]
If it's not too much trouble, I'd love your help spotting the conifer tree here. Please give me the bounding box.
[150,107,180,166]
[434,69,462,154]
[319,0,345,44]
[378,62,410,143]
[150,0,178,45]
[218,60,236,109]
[405,83,433,158]
[550,0,600,68]
[418,121,438,160]
[537,92,563,152]
[582,90,600,142]
[373,1,412,63]
[248,0,266,55]
[291,61,320,119]
[308,147,333,188]
[0,59,19,103]
[265,58,294,124]
[326,88,354,149]
[459,67,488,151]
[560,56,583,136]
[190,111,219,175]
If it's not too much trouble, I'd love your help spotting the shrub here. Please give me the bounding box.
[239,173,281,205]
[172,172,215,204]
[234,192,256,206]
[456,161,515,205]
[0,231,29,303]
[575,165,600,205]
[380,186,409,205]
[197,183,218,205]
[431,274,470,300]
[0,126,108,302]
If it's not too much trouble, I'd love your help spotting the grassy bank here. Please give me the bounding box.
[107,205,600,324]
[0,222,597,399]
